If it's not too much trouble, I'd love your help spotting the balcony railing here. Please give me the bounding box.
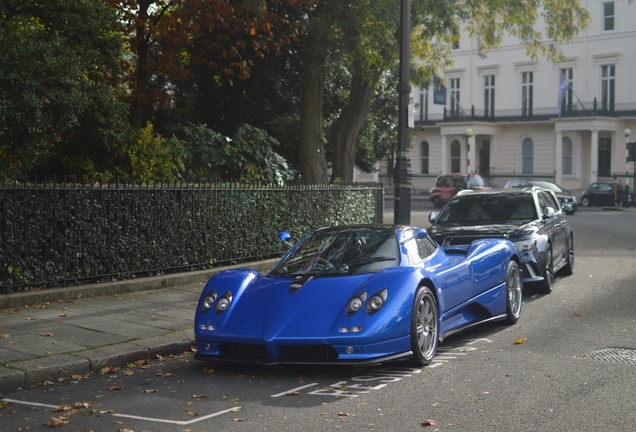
[415,99,636,125]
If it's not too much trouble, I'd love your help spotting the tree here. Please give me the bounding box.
[105,0,308,129]
[0,0,128,177]
[298,0,591,183]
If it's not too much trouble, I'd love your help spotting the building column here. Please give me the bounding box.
[440,134,448,173]
[590,130,599,183]
[555,131,563,185]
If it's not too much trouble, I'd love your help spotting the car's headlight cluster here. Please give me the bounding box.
[200,289,233,315]
[513,238,537,253]
[346,288,387,317]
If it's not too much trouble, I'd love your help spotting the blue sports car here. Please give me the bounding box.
[194,225,522,366]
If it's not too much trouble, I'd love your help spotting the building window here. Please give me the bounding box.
[521,71,533,117]
[598,137,612,177]
[601,64,615,112]
[603,2,615,31]
[484,75,495,117]
[562,136,573,175]
[450,140,461,172]
[522,138,534,174]
[450,78,460,116]
[418,89,428,122]
[560,68,573,113]
[420,141,429,174]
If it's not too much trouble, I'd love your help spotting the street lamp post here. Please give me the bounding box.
[393,0,412,225]
[625,128,634,204]
[465,128,473,174]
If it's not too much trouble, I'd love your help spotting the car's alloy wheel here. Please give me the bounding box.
[581,196,590,207]
[538,245,554,294]
[409,286,438,366]
[505,260,522,324]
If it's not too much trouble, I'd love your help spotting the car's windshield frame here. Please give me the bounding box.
[271,228,400,277]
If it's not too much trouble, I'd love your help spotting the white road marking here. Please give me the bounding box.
[271,382,319,397]
[1,398,240,426]
[113,406,241,425]
[2,398,59,409]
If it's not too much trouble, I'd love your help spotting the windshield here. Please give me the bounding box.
[436,194,537,224]
[531,181,564,193]
[467,175,487,187]
[271,228,399,277]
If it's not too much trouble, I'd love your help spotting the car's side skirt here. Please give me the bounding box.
[439,313,507,343]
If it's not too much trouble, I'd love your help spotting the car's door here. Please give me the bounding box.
[538,190,567,263]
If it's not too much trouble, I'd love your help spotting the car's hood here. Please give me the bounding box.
[429,222,537,243]
[204,272,380,341]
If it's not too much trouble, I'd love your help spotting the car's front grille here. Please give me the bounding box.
[279,345,339,362]
[220,343,268,361]
[219,343,339,363]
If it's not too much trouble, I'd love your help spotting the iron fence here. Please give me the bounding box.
[0,177,383,293]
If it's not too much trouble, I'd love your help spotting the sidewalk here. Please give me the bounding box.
[0,259,278,393]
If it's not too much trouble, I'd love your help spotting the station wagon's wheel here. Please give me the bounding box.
[537,245,554,294]
[505,261,522,324]
[409,286,439,366]
[561,234,574,276]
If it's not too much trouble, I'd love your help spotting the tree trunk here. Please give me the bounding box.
[130,0,152,129]
[330,67,381,183]
[299,32,329,184]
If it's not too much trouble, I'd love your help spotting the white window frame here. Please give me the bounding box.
[484,74,495,117]
[603,1,615,32]
[600,64,615,112]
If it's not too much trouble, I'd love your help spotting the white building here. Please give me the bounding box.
[391,0,636,195]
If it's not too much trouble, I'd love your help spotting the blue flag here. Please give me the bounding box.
[433,76,447,105]
[557,74,568,117]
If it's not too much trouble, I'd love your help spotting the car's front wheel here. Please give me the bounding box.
[505,260,523,324]
[561,234,574,276]
[581,196,590,207]
[537,245,554,294]
[432,196,443,208]
[409,286,439,366]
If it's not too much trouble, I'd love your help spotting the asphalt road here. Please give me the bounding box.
[2,208,635,431]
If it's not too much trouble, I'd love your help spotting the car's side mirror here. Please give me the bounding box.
[428,212,437,224]
[278,231,293,248]
[543,207,556,219]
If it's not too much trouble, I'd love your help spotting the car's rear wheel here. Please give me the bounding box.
[409,286,438,366]
[581,196,590,207]
[561,234,574,276]
[505,261,522,324]
[537,245,554,294]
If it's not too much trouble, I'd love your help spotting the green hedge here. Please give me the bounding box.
[0,179,383,293]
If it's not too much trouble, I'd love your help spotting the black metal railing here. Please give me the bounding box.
[0,177,383,293]
[416,100,636,125]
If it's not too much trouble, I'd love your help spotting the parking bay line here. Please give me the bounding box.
[2,398,240,426]
[271,382,319,398]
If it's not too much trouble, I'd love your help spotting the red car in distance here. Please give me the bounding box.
[429,173,491,208]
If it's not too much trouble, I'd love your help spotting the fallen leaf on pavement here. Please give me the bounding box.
[514,337,527,344]
[49,416,71,427]
[421,419,436,427]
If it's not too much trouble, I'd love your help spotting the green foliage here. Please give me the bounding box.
[174,123,289,183]
[0,180,381,292]
[0,0,128,177]
[125,123,186,182]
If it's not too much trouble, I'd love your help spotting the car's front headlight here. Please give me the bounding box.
[513,238,537,253]
[200,289,217,314]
